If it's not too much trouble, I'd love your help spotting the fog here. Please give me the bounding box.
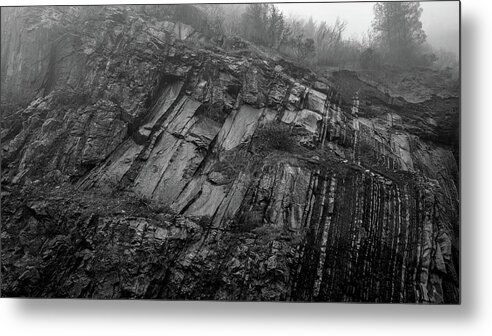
[277,1,459,55]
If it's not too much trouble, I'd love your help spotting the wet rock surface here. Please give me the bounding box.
[1,6,459,302]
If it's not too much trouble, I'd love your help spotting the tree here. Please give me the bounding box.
[240,4,270,46]
[200,4,226,39]
[371,2,426,65]
[304,16,317,39]
[267,5,287,49]
[314,17,347,65]
[285,34,315,62]
[240,4,289,49]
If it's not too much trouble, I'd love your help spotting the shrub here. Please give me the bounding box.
[255,123,296,153]
[279,35,316,63]
[211,153,250,182]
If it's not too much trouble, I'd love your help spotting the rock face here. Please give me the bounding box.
[1,6,459,303]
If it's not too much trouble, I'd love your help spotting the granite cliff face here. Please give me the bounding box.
[1,6,459,302]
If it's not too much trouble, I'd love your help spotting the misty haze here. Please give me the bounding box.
[277,1,459,54]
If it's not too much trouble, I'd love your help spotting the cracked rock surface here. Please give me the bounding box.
[1,6,459,302]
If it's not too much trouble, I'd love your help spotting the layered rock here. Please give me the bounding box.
[1,6,459,303]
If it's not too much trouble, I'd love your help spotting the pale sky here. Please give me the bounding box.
[277,1,459,54]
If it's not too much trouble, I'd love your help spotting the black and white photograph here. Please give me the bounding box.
[1,1,460,304]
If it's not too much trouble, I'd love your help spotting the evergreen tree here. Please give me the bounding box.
[240,4,270,46]
[268,5,287,49]
[239,4,291,49]
[372,2,426,64]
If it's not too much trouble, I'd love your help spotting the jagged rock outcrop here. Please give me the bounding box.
[1,6,459,303]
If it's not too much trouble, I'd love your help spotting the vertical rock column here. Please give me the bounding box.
[289,168,454,303]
